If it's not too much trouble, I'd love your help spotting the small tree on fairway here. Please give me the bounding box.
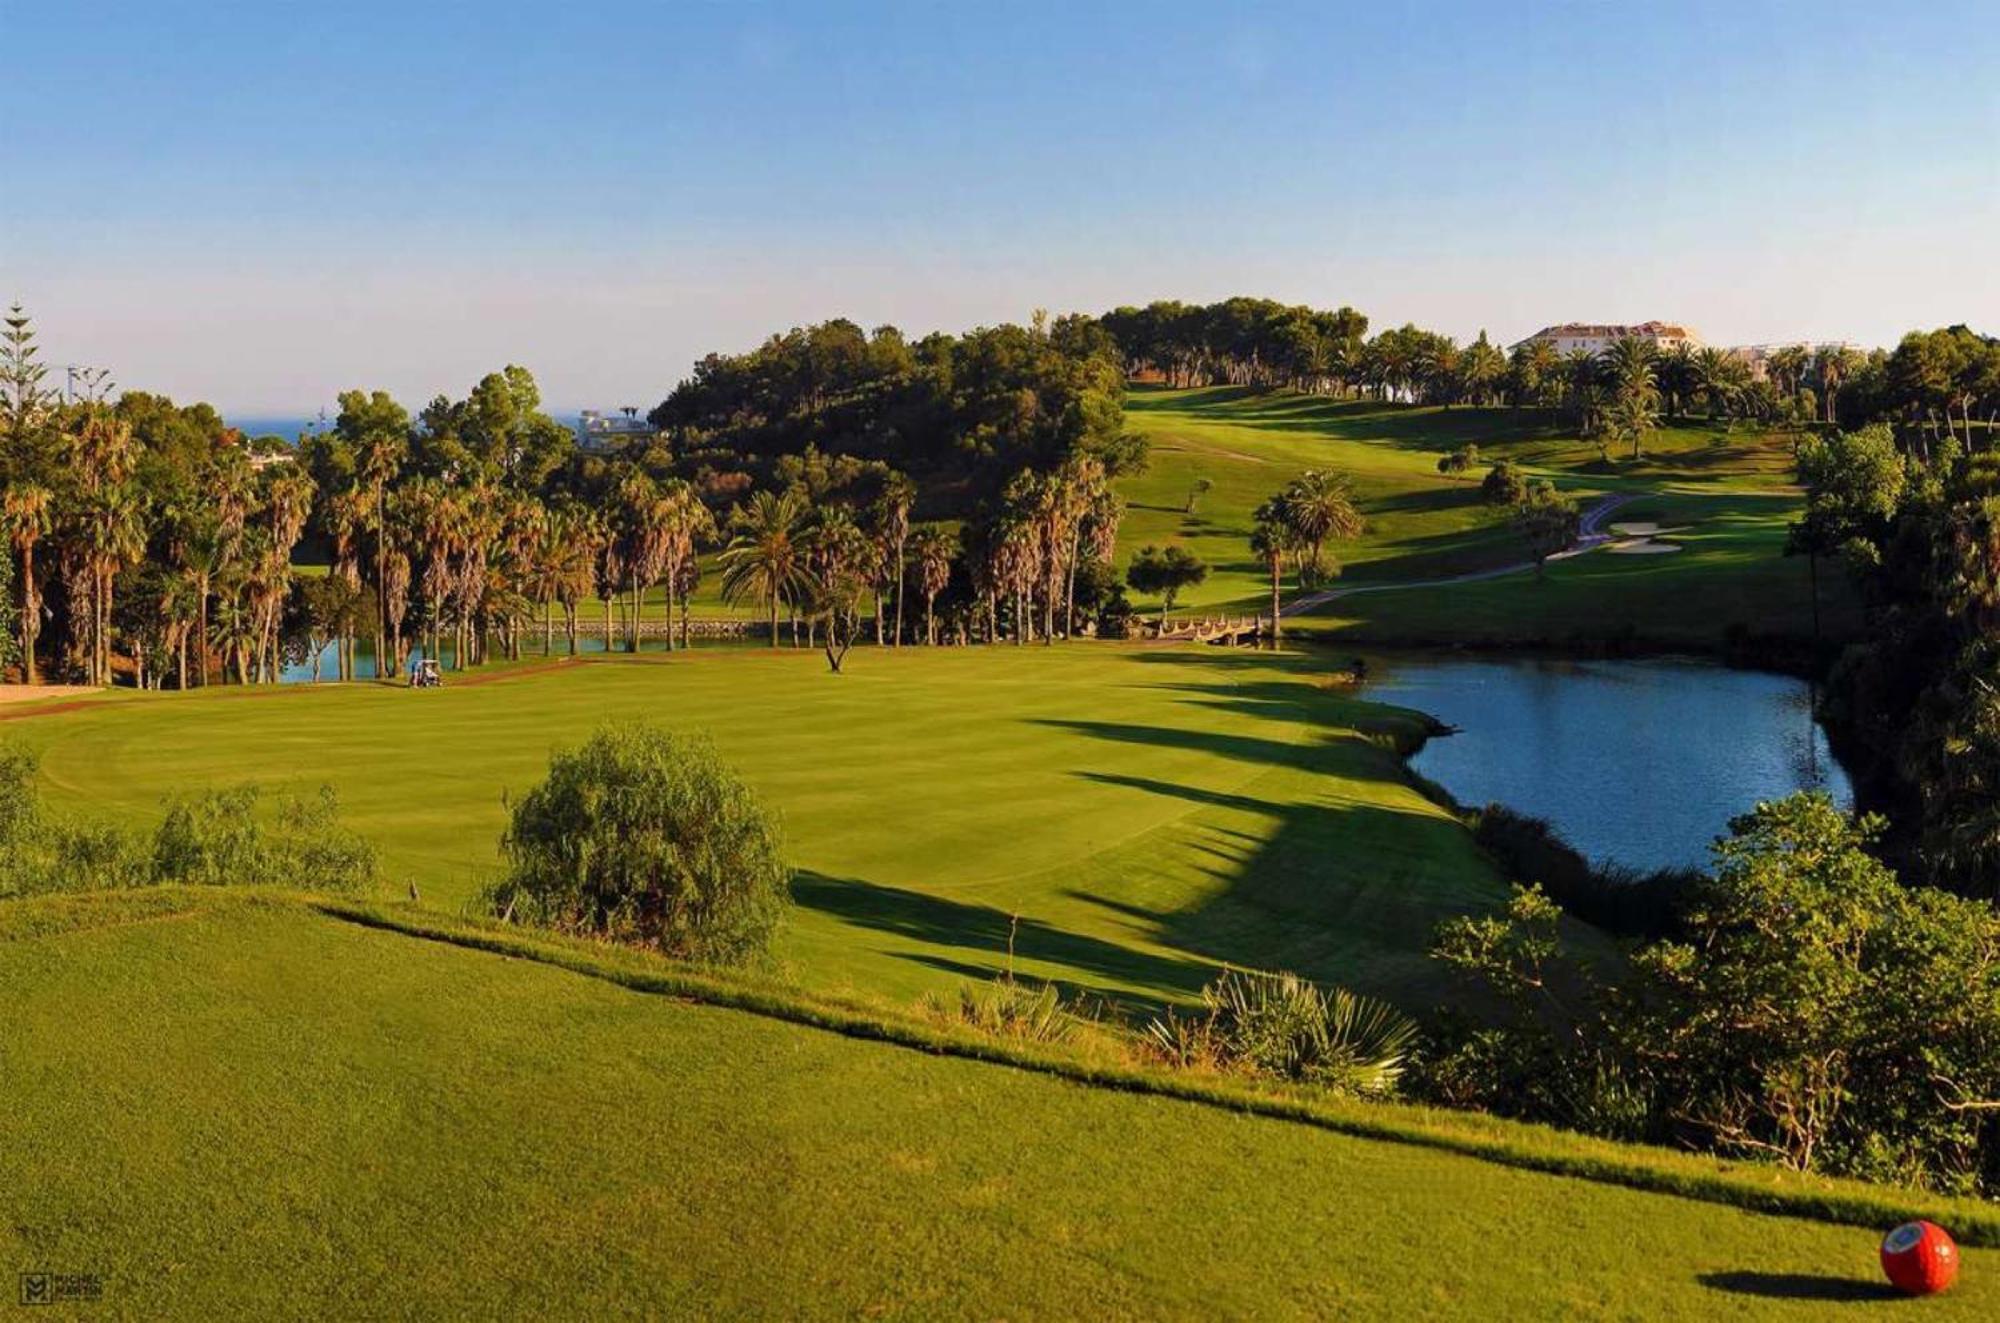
[1515,481,1580,578]
[1436,445,1480,479]
[494,725,789,965]
[1184,476,1212,515]
[1126,544,1208,627]
[800,504,874,673]
[1481,461,1528,506]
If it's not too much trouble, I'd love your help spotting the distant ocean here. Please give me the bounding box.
[227,415,321,442]
[224,412,586,442]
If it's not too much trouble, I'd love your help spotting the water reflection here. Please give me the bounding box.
[1365,655,1854,873]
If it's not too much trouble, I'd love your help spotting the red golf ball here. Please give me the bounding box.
[1880,1221,1958,1296]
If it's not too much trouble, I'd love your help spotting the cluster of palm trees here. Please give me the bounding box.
[0,395,319,689]
[713,453,1122,665]
[1249,470,1365,640]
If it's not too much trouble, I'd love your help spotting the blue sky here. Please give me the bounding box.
[2,0,1993,413]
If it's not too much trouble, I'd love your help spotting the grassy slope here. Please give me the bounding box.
[5,894,1994,1320]
[1117,387,1855,644]
[10,646,1513,1011]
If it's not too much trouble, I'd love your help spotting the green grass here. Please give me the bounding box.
[1298,491,1862,646]
[9,645,1518,1011]
[1115,387,1850,646]
[4,889,1995,1319]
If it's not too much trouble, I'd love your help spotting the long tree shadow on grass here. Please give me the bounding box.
[790,871,1215,1011]
[1017,651,1511,1007]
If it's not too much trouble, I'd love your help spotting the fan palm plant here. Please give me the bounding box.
[718,488,811,648]
[1279,470,1362,587]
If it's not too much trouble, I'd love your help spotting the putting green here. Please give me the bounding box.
[11,644,1510,1009]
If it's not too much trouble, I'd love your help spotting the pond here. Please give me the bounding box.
[1363,655,1853,874]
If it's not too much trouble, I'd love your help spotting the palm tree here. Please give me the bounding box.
[1602,336,1660,398]
[655,480,714,652]
[1,484,52,683]
[1605,387,1661,461]
[354,422,407,678]
[324,484,368,678]
[798,503,873,672]
[615,472,663,653]
[1692,347,1740,421]
[208,591,258,686]
[1280,470,1363,586]
[1058,455,1107,637]
[719,488,810,647]
[909,524,956,646]
[1659,343,1698,419]
[81,484,146,685]
[1815,345,1859,424]
[1250,496,1300,644]
[201,448,255,684]
[672,550,702,650]
[874,472,915,646]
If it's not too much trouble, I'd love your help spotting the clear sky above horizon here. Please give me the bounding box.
[2,0,1994,415]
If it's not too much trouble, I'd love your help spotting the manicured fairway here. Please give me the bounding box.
[3,895,1992,1321]
[1117,387,1848,645]
[1297,490,1860,647]
[9,645,1510,1009]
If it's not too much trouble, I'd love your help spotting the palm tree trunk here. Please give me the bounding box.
[1063,534,1081,640]
[893,549,905,647]
[20,544,35,686]
[925,592,936,646]
[1269,563,1283,646]
[768,596,779,649]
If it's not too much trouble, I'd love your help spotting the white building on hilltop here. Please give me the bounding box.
[1509,321,1703,357]
[575,407,659,454]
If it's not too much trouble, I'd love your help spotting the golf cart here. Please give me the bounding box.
[411,658,443,689]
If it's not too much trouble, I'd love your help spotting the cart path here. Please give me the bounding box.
[1281,491,1643,616]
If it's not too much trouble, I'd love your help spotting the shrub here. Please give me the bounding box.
[151,784,376,892]
[1429,794,2000,1196]
[1147,968,1416,1096]
[0,741,371,898]
[0,743,41,848]
[492,725,789,964]
[1468,803,1694,939]
[924,975,1075,1045]
[1436,444,1480,478]
[1481,460,1527,506]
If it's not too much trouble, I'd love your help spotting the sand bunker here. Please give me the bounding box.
[1608,539,1684,555]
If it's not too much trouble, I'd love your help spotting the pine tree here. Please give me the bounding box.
[1,303,51,442]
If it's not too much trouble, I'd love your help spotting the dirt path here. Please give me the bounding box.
[0,684,100,708]
[1281,491,1643,616]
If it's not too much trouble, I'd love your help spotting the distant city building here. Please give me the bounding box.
[576,407,659,453]
[1724,342,1863,382]
[1509,321,1704,357]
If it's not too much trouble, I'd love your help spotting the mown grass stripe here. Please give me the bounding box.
[295,891,2000,1246]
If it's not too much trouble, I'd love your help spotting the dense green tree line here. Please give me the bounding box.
[0,303,1143,684]
[1098,299,2000,441]
[3,292,1990,687]
[1795,393,2000,896]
